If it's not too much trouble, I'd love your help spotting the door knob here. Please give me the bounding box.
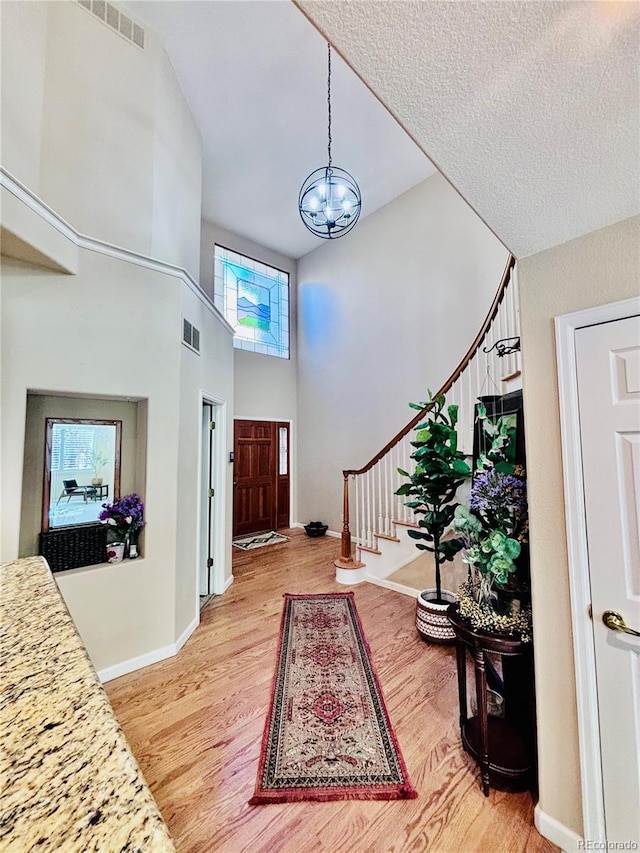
[602,610,640,637]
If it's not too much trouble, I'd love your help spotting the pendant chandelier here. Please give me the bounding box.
[298,44,362,239]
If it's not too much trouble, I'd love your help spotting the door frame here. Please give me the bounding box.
[197,392,227,603]
[233,416,294,532]
[555,295,640,842]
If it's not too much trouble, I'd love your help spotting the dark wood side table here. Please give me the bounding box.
[447,602,536,796]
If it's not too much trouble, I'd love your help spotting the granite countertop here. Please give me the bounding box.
[0,556,175,853]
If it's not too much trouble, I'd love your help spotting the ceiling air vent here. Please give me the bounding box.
[76,1,145,50]
[106,3,119,31]
[182,318,201,355]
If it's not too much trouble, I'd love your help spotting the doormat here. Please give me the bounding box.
[249,592,417,804]
[233,531,290,551]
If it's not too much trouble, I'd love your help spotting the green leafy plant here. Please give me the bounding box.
[475,403,517,473]
[454,413,529,613]
[396,392,472,603]
[454,505,521,604]
[89,449,109,478]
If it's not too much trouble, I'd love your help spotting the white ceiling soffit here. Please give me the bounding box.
[123,0,435,260]
[298,0,640,259]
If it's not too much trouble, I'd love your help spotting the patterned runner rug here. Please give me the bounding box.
[249,592,417,804]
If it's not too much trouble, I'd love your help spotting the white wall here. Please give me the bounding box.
[176,283,234,639]
[518,214,640,839]
[1,245,235,673]
[296,172,509,531]
[0,0,202,279]
[1,252,181,671]
[0,1,47,192]
[0,1,235,675]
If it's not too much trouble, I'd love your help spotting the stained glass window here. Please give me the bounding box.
[213,246,289,359]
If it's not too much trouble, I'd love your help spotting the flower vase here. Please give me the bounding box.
[126,530,139,559]
[107,542,125,563]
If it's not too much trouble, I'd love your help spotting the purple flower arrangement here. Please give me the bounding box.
[454,467,529,590]
[99,493,145,538]
[469,468,528,542]
[451,405,533,637]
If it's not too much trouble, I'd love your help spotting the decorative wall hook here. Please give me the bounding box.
[482,336,521,357]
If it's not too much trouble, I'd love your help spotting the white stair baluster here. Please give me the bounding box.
[376,460,383,537]
[354,474,361,550]
[395,443,404,523]
[384,454,390,535]
[366,470,372,548]
[402,436,411,524]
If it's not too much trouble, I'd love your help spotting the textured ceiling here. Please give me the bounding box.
[123,1,434,259]
[298,0,640,258]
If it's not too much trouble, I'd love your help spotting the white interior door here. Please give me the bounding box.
[199,402,215,596]
[575,315,640,845]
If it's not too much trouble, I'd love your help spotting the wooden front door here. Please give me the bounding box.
[233,420,290,537]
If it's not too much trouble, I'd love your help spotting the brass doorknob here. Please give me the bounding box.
[602,610,640,637]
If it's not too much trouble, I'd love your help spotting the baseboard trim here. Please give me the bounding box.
[534,804,584,852]
[98,614,200,683]
[364,574,420,599]
[175,613,200,654]
[98,643,176,684]
[223,574,234,592]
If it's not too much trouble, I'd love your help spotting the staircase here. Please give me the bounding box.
[334,255,520,590]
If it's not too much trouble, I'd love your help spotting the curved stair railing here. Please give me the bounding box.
[336,254,518,570]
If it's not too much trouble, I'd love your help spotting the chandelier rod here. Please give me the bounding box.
[327,43,332,168]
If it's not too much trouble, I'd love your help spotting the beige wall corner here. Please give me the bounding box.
[1,0,202,279]
[176,280,234,640]
[296,172,509,532]
[1,184,78,274]
[518,214,640,839]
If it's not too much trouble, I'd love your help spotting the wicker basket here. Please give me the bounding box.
[39,524,107,573]
[415,588,457,644]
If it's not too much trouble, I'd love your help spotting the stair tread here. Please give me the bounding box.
[358,544,382,555]
[501,369,521,382]
[375,533,401,542]
[392,520,420,529]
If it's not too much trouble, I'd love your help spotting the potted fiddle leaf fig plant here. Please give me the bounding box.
[396,391,471,643]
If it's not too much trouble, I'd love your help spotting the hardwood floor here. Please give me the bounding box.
[105,529,557,853]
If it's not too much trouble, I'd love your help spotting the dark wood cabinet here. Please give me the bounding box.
[448,603,536,796]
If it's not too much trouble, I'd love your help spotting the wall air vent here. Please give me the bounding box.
[182,318,201,355]
[76,1,145,50]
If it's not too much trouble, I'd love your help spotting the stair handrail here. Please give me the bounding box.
[336,253,516,569]
[344,253,516,477]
